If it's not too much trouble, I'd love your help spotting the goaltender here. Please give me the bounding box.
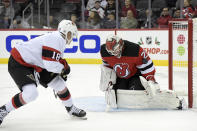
[99,34,185,110]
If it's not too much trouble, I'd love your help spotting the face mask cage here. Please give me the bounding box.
[106,39,123,58]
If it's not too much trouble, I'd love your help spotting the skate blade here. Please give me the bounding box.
[70,115,87,120]
[180,98,188,110]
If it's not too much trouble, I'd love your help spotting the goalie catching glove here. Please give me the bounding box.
[59,58,70,81]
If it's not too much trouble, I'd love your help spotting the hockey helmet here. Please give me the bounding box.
[58,20,78,44]
[106,34,124,58]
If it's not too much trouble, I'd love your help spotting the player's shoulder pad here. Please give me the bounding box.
[122,40,140,57]
[100,44,112,57]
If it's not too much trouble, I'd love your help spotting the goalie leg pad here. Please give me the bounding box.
[116,89,184,109]
[105,89,117,108]
[151,90,184,109]
[117,90,149,109]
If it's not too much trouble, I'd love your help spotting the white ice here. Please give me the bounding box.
[0,64,197,131]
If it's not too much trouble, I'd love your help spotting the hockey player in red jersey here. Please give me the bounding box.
[99,34,185,110]
[0,20,86,125]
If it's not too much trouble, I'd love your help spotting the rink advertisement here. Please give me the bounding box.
[0,29,187,66]
[116,30,169,66]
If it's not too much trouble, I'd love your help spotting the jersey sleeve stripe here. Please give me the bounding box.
[140,66,155,74]
[43,46,61,54]
[138,62,154,71]
[42,46,61,61]
[136,59,153,69]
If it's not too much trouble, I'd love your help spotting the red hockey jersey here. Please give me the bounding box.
[100,40,156,81]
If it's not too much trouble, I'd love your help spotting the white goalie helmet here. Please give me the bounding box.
[58,19,78,44]
[106,34,124,58]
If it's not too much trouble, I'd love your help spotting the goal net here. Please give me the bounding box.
[168,18,197,108]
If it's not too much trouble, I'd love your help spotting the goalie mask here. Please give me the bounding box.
[58,20,78,45]
[106,35,124,58]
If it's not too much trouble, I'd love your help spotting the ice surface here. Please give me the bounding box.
[0,64,197,131]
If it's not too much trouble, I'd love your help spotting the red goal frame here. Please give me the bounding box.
[168,18,193,108]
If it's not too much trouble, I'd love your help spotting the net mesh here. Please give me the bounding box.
[171,19,197,107]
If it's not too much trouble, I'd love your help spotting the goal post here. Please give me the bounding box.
[168,18,197,108]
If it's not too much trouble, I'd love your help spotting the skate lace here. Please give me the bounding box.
[69,106,81,115]
[0,108,8,121]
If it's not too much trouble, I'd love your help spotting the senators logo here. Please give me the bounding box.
[113,63,130,78]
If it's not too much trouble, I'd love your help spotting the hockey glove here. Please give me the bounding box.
[59,58,70,81]
[60,66,70,81]
[146,75,156,83]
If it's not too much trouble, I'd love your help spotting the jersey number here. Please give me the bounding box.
[52,52,61,61]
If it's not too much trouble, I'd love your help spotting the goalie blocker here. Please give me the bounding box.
[100,65,186,110]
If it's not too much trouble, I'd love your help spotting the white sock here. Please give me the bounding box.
[62,98,73,107]
[5,100,15,112]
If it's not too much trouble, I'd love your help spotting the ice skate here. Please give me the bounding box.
[177,98,187,110]
[66,105,87,120]
[0,105,9,125]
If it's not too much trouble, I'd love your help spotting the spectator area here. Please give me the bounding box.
[0,0,196,29]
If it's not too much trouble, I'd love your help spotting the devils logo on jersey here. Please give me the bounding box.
[113,63,130,78]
